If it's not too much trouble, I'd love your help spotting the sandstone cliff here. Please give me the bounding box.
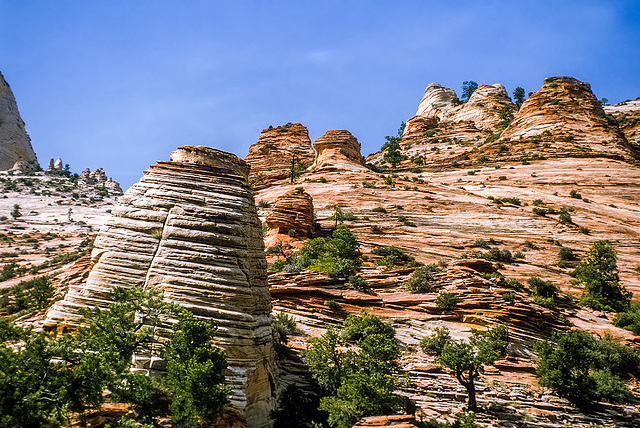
[498,76,639,160]
[46,146,275,427]
[311,129,367,171]
[244,123,315,189]
[605,99,640,148]
[0,71,38,170]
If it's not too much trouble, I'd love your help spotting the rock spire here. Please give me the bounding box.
[311,130,367,171]
[0,71,38,170]
[46,146,275,427]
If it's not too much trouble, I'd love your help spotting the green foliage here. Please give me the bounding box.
[527,277,558,299]
[274,312,297,347]
[558,210,572,223]
[436,325,507,411]
[298,226,362,278]
[558,247,574,261]
[371,245,422,269]
[162,310,230,427]
[613,302,640,335]
[304,312,402,427]
[574,241,631,313]
[0,287,229,428]
[372,206,387,213]
[420,326,452,355]
[461,81,478,102]
[406,264,442,293]
[348,275,369,292]
[479,248,513,263]
[382,136,407,169]
[289,154,309,182]
[535,330,638,407]
[569,189,582,199]
[436,292,462,310]
[496,106,514,130]
[513,87,526,108]
[10,204,21,219]
[0,275,54,315]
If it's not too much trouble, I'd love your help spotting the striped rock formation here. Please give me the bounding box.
[46,146,275,427]
[311,130,367,171]
[244,123,315,189]
[0,71,38,170]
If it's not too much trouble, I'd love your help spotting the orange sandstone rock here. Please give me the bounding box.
[265,188,314,240]
[311,130,367,171]
[244,123,315,189]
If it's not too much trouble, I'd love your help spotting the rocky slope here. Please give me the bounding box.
[605,99,640,148]
[244,123,315,189]
[44,146,275,427]
[0,71,38,170]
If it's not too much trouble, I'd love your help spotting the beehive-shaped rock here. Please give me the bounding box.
[265,188,314,238]
[312,130,367,171]
[0,71,38,170]
[46,146,275,427]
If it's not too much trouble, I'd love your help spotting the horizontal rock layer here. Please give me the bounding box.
[46,146,275,428]
[312,129,367,171]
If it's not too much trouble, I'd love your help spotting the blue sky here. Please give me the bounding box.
[1,1,639,188]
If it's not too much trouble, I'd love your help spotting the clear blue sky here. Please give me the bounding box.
[2,1,639,189]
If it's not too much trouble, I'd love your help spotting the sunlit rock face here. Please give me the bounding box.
[311,129,367,171]
[449,84,516,131]
[0,71,38,170]
[415,83,459,120]
[500,76,639,159]
[46,146,275,428]
[244,123,315,189]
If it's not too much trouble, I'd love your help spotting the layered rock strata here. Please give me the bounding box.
[311,130,367,171]
[265,188,314,242]
[46,146,275,427]
[0,71,38,170]
[244,123,315,189]
[415,83,458,120]
[449,84,516,131]
[499,76,639,159]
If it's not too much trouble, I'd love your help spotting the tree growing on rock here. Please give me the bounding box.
[422,325,508,412]
[513,87,526,108]
[382,135,407,169]
[574,240,631,313]
[461,81,479,102]
[304,311,402,428]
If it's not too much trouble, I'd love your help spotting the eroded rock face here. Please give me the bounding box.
[311,130,367,171]
[449,84,516,131]
[265,188,314,240]
[604,100,640,148]
[500,76,639,159]
[46,146,275,427]
[0,71,38,170]
[415,83,458,120]
[244,123,315,189]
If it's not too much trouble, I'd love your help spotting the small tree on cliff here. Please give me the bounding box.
[461,81,479,102]
[574,240,631,313]
[513,87,526,108]
[423,325,508,412]
[382,136,407,169]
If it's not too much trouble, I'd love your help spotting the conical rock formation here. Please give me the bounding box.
[46,146,275,427]
[450,84,516,131]
[265,188,314,245]
[499,76,639,159]
[311,130,367,171]
[244,123,315,189]
[0,71,38,170]
[415,83,458,120]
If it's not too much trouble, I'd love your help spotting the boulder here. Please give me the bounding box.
[46,146,276,427]
[0,71,38,170]
[311,130,367,171]
[265,188,314,239]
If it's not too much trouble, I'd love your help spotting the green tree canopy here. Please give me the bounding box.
[513,87,526,108]
[574,240,631,312]
[304,311,402,428]
[461,81,479,102]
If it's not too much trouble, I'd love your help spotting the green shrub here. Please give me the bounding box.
[371,246,422,268]
[0,276,54,315]
[372,207,387,213]
[473,239,490,249]
[574,241,631,313]
[298,226,362,278]
[569,189,582,199]
[436,292,462,310]
[348,275,369,292]
[558,210,572,224]
[558,247,574,261]
[405,264,441,293]
[325,300,341,310]
[613,303,640,335]
[370,225,382,233]
[536,330,638,407]
[274,312,297,347]
[528,277,558,299]
[420,326,451,355]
